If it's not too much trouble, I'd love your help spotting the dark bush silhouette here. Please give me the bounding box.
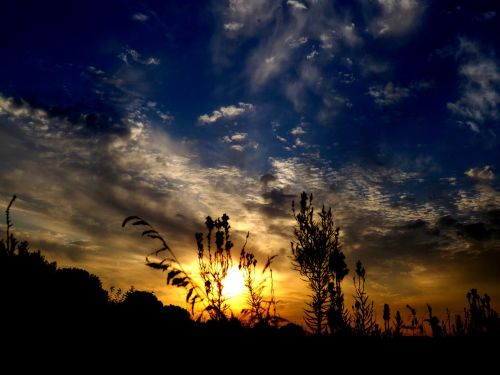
[122,290,164,315]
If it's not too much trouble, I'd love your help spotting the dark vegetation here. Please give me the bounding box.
[1,194,499,364]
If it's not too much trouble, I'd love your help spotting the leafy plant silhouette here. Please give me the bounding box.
[122,215,203,316]
[123,213,247,320]
[291,192,348,335]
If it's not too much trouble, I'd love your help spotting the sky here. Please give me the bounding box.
[1,0,500,325]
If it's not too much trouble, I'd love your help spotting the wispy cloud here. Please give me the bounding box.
[222,132,248,143]
[369,81,431,106]
[465,166,495,181]
[198,102,254,124]
[132,13,149,22]
[224,22,243,31]
[364,0,426,37]
[369,82,410,106]
[118,48,160,66]
[291,125,306,135]
[447,38,500,132]
[287,0,308,11]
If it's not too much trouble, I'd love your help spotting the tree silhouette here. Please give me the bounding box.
[291,192,348,335]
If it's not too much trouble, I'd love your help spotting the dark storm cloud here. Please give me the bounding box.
[246,188,295,220]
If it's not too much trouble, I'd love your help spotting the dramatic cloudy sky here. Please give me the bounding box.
[1,0,499,324]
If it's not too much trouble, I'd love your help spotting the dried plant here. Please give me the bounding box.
[425,304,443,338]
[352,260,375,335]
[239,248,280,327]
[123,213,247,321]
[195,214,239,320]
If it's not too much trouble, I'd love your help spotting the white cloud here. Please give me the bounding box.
[368,81,431,107]
[368,82,410,106]
[287,0,308,11]
[364,0,425,37]
[222,132,248,143]
[286,35,309,48]
[224,22,244,31]
[0,95,49,121]
[294,137,306,147]
[447,40,500,131]
[306,50,319,60]
[291,126,306,135]
[132,13,149,22]
[220,0,279,38]
[118,48,160,66]
[156,110,173,122]
[146,57,160,66]
[342,23,361,46]
[465,166,495,181]
[467,121,480,133]
[198,102,254,124]
[230,144,245,152]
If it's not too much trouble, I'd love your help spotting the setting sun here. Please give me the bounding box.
[222,266,246,298]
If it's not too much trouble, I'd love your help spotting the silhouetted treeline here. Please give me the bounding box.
[1,194,499,368]
[0,222,303,342]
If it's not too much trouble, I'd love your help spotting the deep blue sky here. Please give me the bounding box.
[1,0,499,320]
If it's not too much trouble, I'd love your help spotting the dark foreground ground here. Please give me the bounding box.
[3,318,498,373]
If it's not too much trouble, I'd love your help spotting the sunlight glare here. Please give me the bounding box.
[223,266,245,298]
